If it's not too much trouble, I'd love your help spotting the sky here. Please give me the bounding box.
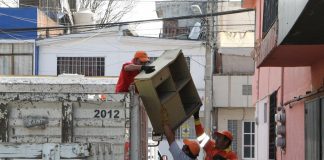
[121,0,162,37]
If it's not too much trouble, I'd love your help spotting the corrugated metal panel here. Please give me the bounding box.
[0,8,37,39]
[305,99,320,160]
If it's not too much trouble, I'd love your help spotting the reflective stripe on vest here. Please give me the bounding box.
[197,132,210,148]
[197,133,207,141]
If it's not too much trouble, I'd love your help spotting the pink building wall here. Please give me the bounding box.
[311,59,324,89]
[254,66,312,160]
[245,0,324,159]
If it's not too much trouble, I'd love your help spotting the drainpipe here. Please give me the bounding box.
[35,45,39,75]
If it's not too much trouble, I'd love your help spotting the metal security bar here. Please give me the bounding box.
[57,57,105,76]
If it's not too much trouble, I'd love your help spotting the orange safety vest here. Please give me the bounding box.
[195,120,238,160]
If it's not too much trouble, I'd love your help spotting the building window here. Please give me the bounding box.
[243,121,255,159]
[269,92,277,159]
[57,57,105,76]
[242,85,252,95]
[228,120,238,153]
[149,56,190,69]
[263,0,278,36]
[0,43,33,75]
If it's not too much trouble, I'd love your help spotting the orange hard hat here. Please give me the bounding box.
[134,51,149,62]
[183,139,200,156]
[215,130,233,141]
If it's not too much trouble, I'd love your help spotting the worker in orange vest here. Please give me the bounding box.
[193,111,238,160]
[161,107,200,160]
[115,51,155,93]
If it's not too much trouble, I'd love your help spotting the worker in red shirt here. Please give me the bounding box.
[193,111,238,160]
[115,51,155,93]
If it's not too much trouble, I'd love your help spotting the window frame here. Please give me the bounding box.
[242,121,255,160]
[0,43,34,75]
[228,120,238,154]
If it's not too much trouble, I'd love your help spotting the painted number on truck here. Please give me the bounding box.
[94,110,120,118]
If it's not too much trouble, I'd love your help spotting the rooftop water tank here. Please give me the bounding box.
[73,8,94,32]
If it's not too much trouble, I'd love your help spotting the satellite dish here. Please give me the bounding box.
[189,22,201,40]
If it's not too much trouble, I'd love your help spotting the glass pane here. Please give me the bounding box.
[13,43,33,54]
[0,43,12,54]
[14,56,33,75]
[0,56,12,75]
[252,122,255,133]
[252,147,255,158]
[252,134,255,145]
[244,147,251,158]
[244,122,251,133]
[244,134,251,145]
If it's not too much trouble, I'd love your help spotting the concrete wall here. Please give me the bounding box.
[37,9,63,38]
[218,1,255,32]
[253,66,315,160]
[213,75,253,108]
[217,1,255,48]
[311,59,324,89]
[219,32,255,48]
[37,30,206,111]
[156,1,207,27]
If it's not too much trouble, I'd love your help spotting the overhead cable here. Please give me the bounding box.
[0,8,254,33]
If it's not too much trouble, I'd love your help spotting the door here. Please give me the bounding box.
[255,97,269,160]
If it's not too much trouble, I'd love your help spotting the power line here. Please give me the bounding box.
[0,8,254,33]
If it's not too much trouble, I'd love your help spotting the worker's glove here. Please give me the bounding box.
[193,110,200,120]
[141,65,155,74]
[213,155,227,160]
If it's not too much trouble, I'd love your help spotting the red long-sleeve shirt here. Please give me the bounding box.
[195,119,238,160]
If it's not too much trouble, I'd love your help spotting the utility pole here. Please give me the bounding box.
[204,0,217,133]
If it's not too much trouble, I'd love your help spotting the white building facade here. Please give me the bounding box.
[37,28,206,160]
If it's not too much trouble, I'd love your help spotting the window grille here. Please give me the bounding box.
[57,57,105,76]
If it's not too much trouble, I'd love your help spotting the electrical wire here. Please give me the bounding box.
[0,12,38,23]
[0,8,254,33]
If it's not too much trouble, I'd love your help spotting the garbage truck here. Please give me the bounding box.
[0,75,148,160]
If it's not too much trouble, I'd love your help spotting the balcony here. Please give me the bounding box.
[253,0,324,67]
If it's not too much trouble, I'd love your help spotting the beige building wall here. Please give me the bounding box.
[216,107,255,160]
[37,9,63,38]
